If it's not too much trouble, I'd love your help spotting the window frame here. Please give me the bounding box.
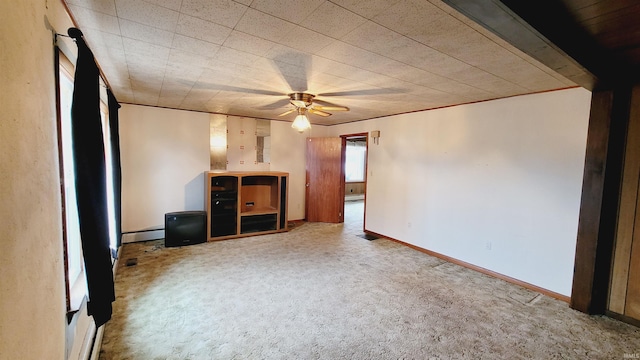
[56,48,88,313]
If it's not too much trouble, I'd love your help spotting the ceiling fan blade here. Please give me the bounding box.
[318,87,406,97]
[272,52,311,93]
[313,105,349,111]
[313,98,350,109]
[193,82,284,96]
[278,109,296,117]
[257,98,291,110]
[309,108,331,117]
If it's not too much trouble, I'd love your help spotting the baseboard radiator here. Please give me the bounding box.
[66,301,96,360]
[121,229,164,243]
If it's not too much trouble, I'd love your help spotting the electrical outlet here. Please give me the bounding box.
[408,222,412,228]
[485,241,492,250]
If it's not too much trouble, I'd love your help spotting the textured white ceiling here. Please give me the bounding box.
[65,0,575,125]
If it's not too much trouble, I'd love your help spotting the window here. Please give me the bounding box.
[57,51,87,312]
[100,102,118,252]
[345,139,367,182]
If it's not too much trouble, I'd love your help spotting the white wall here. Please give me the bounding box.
[0,1,74,359]
[328,88,591,296]
[119,105,210,233]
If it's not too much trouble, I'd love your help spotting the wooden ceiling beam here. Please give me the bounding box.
[441,0,635,90]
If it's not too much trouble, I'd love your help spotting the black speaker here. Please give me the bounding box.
[164,211,206,247]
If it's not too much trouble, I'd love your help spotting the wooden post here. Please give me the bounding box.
[571,87,631,313]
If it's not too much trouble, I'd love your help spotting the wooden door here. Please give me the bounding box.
[306,137,345,223]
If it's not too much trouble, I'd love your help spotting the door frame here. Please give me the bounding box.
[341,132,369,232]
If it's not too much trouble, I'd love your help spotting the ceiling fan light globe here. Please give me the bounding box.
[291,114,311,132]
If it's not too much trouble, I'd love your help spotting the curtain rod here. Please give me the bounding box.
[54,29,115,94]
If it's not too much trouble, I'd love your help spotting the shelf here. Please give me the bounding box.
[240,207,277,216]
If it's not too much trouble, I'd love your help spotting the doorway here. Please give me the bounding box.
[343,134,368,232]
[304,133,368,229]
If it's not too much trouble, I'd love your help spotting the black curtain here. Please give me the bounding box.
[108,89,122,251]
[68,27,115,327]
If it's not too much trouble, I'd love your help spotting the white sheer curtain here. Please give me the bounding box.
[345,140,366,182]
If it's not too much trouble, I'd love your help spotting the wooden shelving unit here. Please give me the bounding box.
[205,171,288,241]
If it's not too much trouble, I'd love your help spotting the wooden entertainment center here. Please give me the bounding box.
[205,171,288,241]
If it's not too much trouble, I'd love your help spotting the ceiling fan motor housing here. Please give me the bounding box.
[288,93,315,108]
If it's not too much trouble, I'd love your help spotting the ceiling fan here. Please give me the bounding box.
[190,52,404,132]
[277,92,350,132]
[277,92,350,118]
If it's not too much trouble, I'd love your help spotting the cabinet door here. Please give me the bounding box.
[208,175,239,238]
[306,137,345,223]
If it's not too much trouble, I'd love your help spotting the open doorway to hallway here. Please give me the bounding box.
[343,134,368,232]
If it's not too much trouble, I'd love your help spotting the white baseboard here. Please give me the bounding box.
[122,229,164,243]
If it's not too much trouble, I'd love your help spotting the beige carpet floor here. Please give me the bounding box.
[100,201,640,359]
